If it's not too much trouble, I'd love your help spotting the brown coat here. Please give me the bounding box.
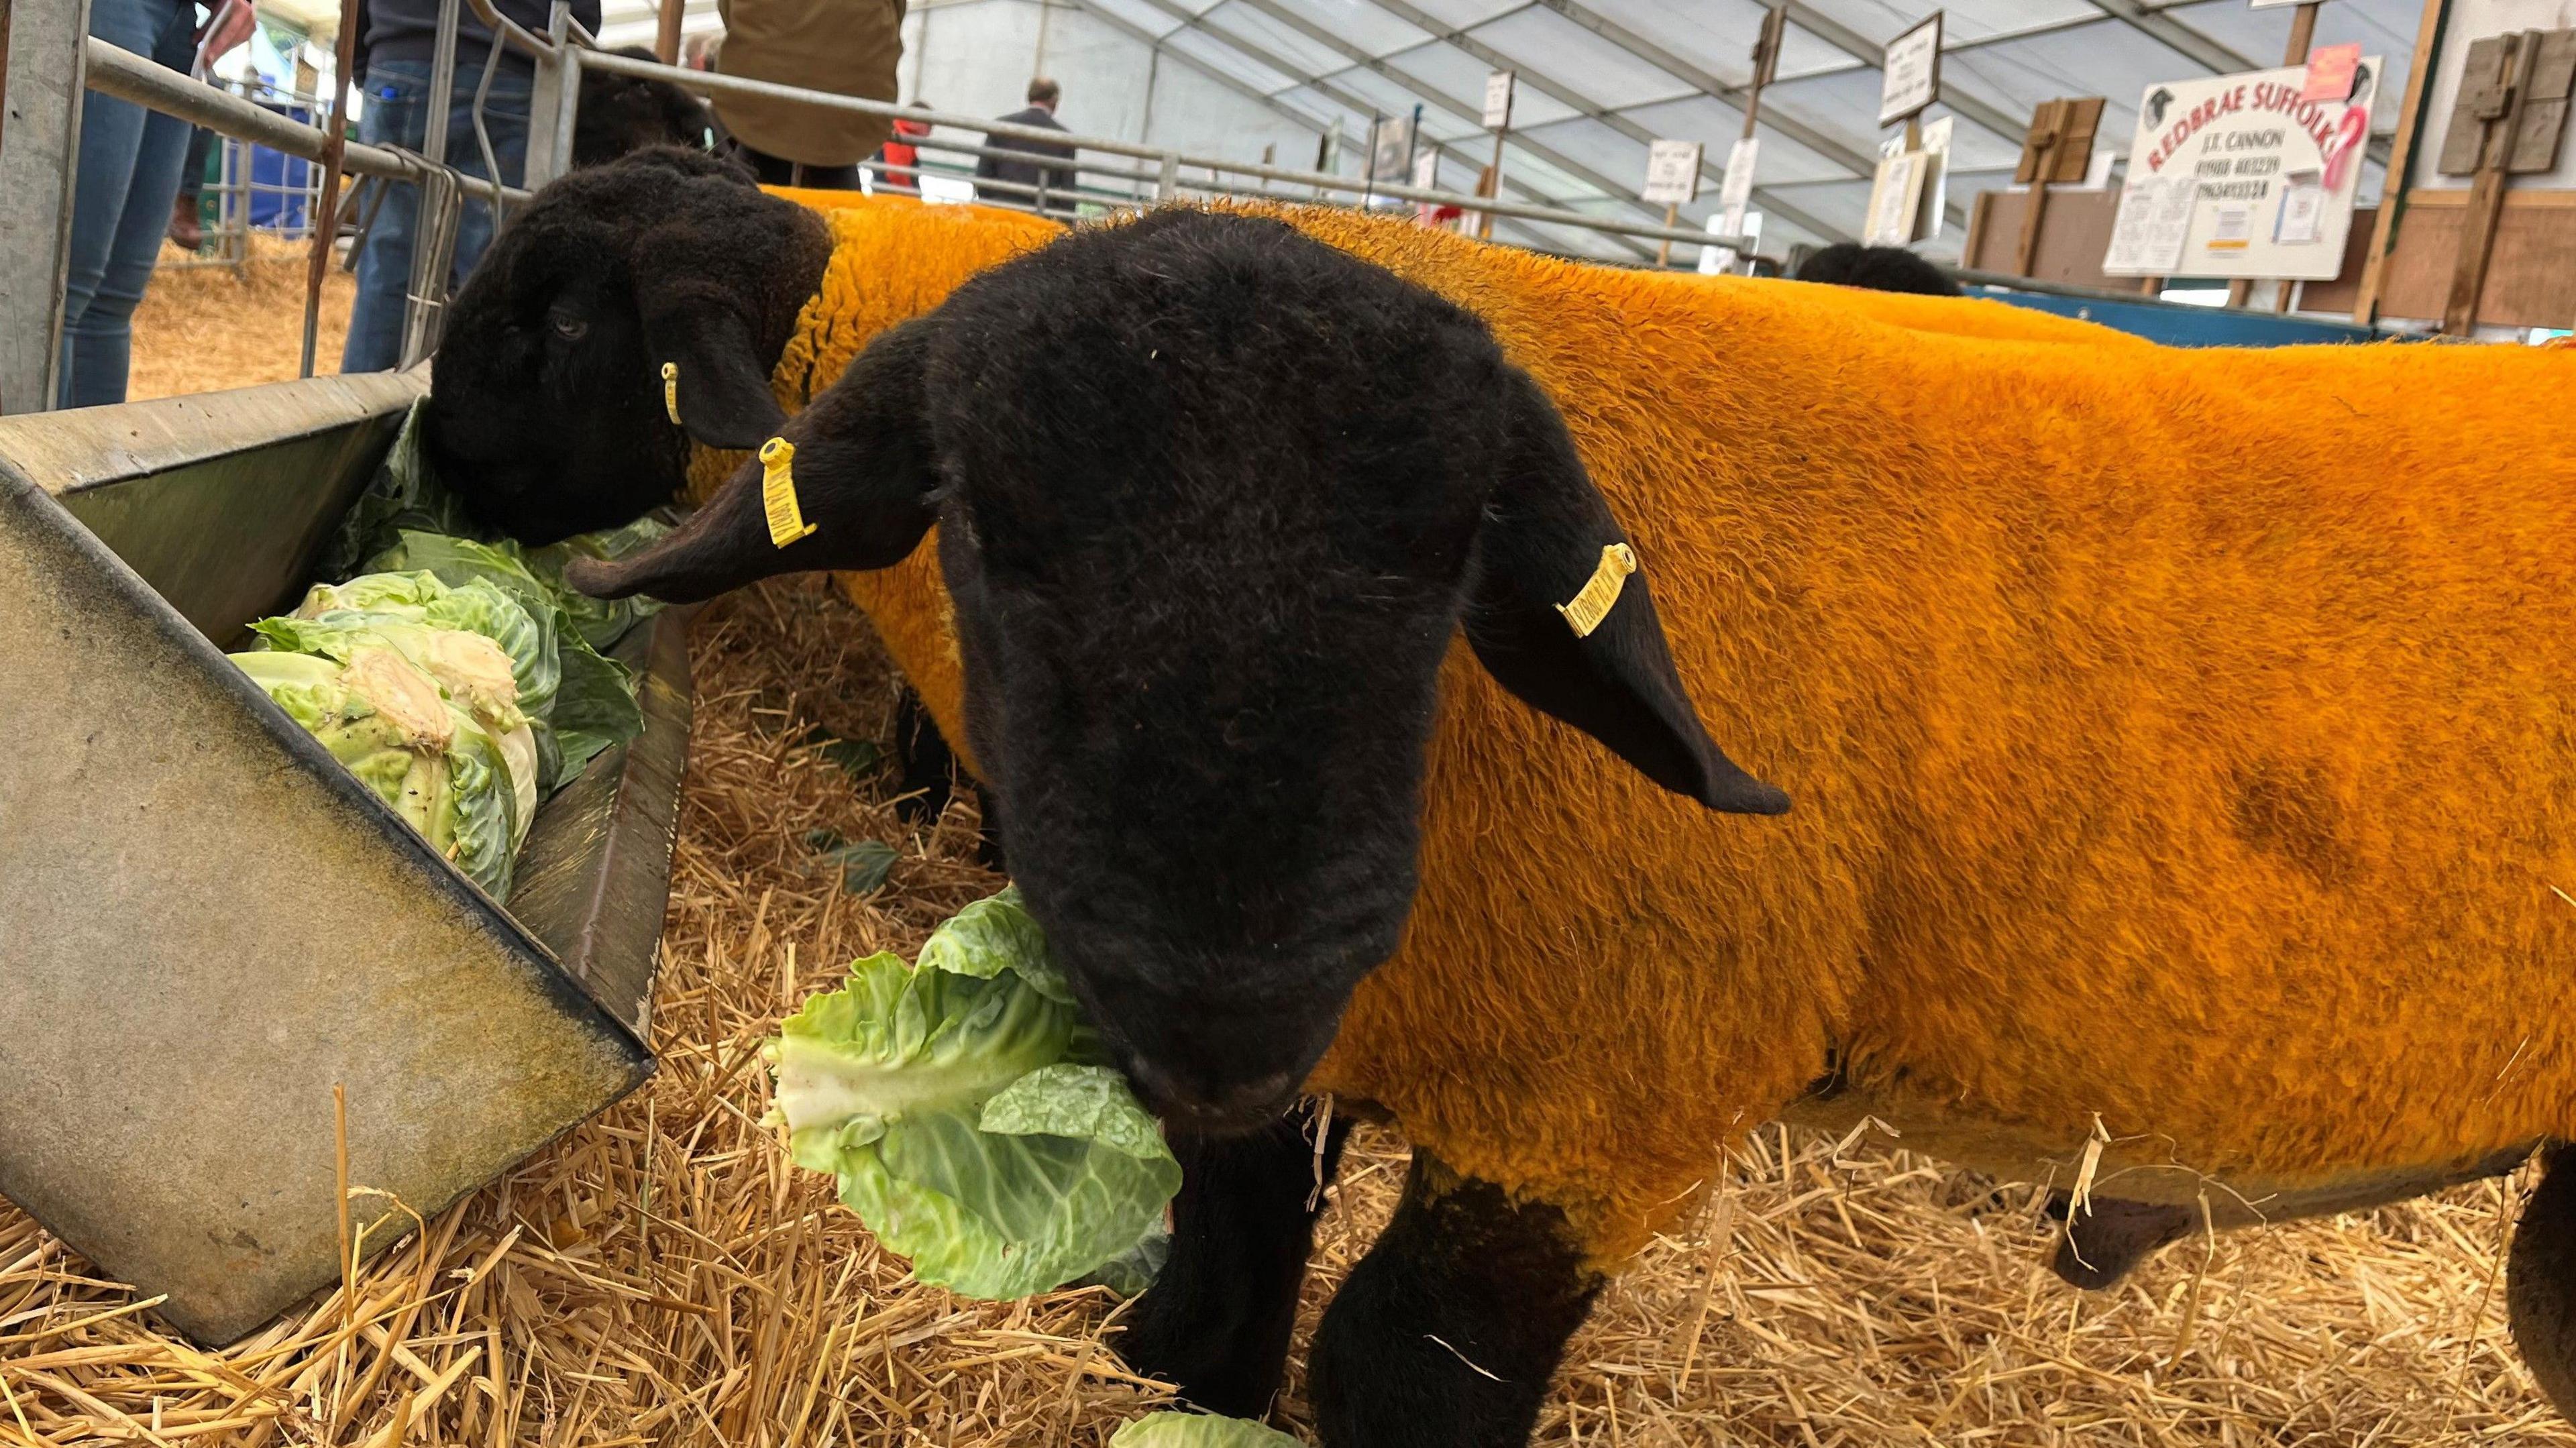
[712,0,904,166]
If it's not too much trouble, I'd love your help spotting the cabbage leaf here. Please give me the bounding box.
[771,890,1181,1300]
[1110,1414,1305,1448]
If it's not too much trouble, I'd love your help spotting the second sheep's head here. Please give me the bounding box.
[572,210,1789,1130]
[423,146,828,547]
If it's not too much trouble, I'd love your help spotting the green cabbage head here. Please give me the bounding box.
[770,889,1182,1300]
[230,648,520,897]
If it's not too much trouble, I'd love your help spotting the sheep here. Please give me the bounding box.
[1795,239,1964,295]
[572,50,719,170]
[424,150,1053,862]
[564,205,2576,1445]
[424,146,1058,547]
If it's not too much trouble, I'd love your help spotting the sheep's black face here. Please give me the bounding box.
[424,146,826,546]
[428,215,678,544]
[568,211,1790,1131]
[933,250,1496,1127]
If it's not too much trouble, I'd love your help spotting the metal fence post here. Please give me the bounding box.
[0,0,94,414]
[519,1,577,189]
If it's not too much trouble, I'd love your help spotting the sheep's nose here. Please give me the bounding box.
[1123,1060,1303,1132]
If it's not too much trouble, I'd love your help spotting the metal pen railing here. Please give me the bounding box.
[571,44,1742,256]
[73,1,1752,402]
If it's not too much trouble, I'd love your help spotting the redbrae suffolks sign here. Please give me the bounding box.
[2103,59,2381,281]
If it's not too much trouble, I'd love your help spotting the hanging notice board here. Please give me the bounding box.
[2102,60,2382,279]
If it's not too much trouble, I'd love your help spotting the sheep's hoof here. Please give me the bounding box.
[2047,1195,2199,1290]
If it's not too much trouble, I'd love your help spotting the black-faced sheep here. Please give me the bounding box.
[1794,239,1963,295]
[572,50,717,170]
[564,207,2576,1444]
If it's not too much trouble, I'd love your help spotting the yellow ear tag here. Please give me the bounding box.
[661,361,682,426]
[1554,543,1637,638]
[761,437,817,548]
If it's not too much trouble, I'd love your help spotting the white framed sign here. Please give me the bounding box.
[1918,114,1953,240]
[1719,136,1760,211]
[1864,150,1929,244]
[1483,70,1516,129]
[1369,113,1416,184]
[1700,208,1761,274]
[2100,58,2381,279]
[1642,138,1705,205]
[1879,12,1943,125]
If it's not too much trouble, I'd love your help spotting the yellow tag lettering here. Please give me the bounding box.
[1554,543,1636,638]
[661,361,682,426]
[761,437,816,548]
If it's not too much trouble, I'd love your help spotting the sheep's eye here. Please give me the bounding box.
[549,313,588,341]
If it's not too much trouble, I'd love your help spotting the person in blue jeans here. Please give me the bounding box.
[58,0,202,408]
[339,0,596,373]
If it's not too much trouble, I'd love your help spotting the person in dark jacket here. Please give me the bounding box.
[975,77,1076,213]
[340,0,602,373]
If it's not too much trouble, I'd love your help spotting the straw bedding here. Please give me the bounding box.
[125,237,357,403]
[1,575,2567,1445]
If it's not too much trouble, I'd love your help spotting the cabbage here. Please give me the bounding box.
[770,890,1182,1300]
[230,648,521,897]
[362,533,646,778]
[288,571,559,728]
[1110,1414,1305,1448]
[250,606,541,842]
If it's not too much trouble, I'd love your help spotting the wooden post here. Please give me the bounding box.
[2353,0,2449,324]
[2266,2,2325,312]
[2015,101,2061,278]
[303,0,364,379]
[2444,29,2539,334]
[1658,201,1680,266]
[655,0,685,64]
[2286,3,2321,69]
[1707,6,1782,270]
[1747,7,1782,138]
[1477,129,1503,240]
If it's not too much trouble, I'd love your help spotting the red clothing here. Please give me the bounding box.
[881,117,930,180]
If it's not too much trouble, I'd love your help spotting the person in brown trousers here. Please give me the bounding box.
[712,0,902,189]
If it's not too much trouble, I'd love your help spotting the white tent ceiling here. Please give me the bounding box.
[595,0,2421,258]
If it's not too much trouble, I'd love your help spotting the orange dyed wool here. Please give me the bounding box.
[727,201,2576,1267]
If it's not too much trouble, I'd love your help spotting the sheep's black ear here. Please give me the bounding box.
[1462,367,1789,816]
[566,319,943,604]
[628,186,803,449]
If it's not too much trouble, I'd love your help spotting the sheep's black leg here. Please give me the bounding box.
[889,683,957,825]
[1118,1103,1350,1419]
[2510,1145,2576,1416]
[2046,1194,2199,1290]
[1307,1152,1600,1447]
[888,683,1005,869]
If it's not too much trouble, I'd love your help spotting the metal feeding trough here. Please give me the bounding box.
[0,372,688,1344]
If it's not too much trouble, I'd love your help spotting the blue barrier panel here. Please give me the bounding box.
[1970,286,2394,347]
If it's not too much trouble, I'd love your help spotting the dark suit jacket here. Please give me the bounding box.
[975,107,1078,205]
